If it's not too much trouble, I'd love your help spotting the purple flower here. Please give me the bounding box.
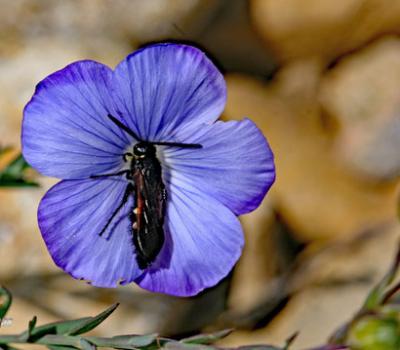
[21,44,275,296]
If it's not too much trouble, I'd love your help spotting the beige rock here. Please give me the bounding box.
[0,297,56,335]
[224,64,399,241]
[0,0,220,45]
[228,197,276,312]
[0,180,57,280]
[320,37,400,180]
[250,0,400,63]
[220,226,399,349]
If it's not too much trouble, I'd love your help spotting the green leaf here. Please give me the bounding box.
[181,330,233,345]
[0,336,21,345]
[0,154,38,188]
[236,346,284,350]
[348,316,400,350]
[363,241,400,310]
[0,345,22,350]
[2,155,30,177]
[47,346,79,350]
[37,335,82,347]
[86,334,157,349]
[0,287,12,319]
[18,303,119,341]
[0,178,39,188]
[283,332,298,350]
[28,316,37,336]
[18,316,38,342]
[164,342,215,350]
[79,339,96,350]
[18,317,92,341]
[67,303,119,336]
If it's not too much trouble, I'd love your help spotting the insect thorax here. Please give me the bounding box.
[133,141,156,158]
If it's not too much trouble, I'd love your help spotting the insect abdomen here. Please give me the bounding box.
[131,156,166,269]
[132,216,165,269]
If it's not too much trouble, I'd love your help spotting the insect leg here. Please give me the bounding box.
[90,170,130,179]
[123,152,133,162]
[98,183,134,238]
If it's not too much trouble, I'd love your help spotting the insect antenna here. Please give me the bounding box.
[151,141,202,149]
[108,114,202,148]
[108,114,142,141]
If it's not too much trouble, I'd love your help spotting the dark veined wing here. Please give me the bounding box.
[132,159,166,269]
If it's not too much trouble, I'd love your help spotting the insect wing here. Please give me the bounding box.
[132,160,166,268]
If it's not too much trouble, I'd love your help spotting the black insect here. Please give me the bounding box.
[91,114,202,269]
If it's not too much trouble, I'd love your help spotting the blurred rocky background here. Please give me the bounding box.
[0,1,400,349]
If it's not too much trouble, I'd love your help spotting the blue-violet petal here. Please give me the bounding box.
[135,181,244,297]
[22,60,129,179]
[38,178,141,287]
[162,119,275,215]
[113,43,226,141]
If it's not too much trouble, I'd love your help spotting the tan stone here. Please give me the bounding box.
[0,0,220,46]
[0,37,132,146]
[228,197,276,312]
[320,37,400,180]
[250,0,400,63]
[224,65,399,241]
[0,297,56,335]
[220,226,399,349]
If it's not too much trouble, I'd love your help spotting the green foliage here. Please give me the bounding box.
[348,316,400,350]
[180,330,233,345]
[329,241,400,348]
[0,286,12,320]
[0,293,289,350]
[363,245,400,311]
[0,149,38,187]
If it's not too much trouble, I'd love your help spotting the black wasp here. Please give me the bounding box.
[91,114,202,269]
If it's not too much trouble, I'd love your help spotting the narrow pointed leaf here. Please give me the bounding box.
[80,339,96,350]
[164,342,215,350]
[308,346,349,350]
[0,178,39,187]
[2,155,30,177]
[237,347,284,350]
[0,287,12,319]
[67,303,119,335]
[28,316,37,336]
[86,334,157,348]
[0,345,22,350]
[18,316,38,342]
[19,317,92,340]
[0,154,38,188]
[18,303,119,341]
[382,280,400,305]
[181,330,233,345]
[47,346,79,350]
[0,336,20,344]
[283,332,298,350]
[363,241,400,310]
[37,335,81,347]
